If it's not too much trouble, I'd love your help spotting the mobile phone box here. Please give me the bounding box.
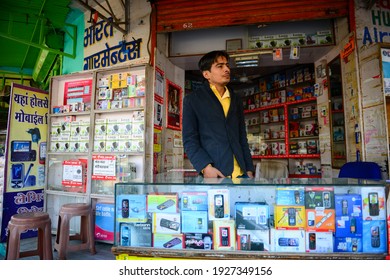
[184,233,213,250]
[237,229,270,251]
[153,233,184,249]
[362,220,387,253]
[116,194,147,222]
[207,189,230,220]
[181,191,208,211]
[235,202,269,230]
[121,221,152,247]
[212,219,236,250]
[305,209,335,232]
[271,229,305,253]
[305,231,333,253]
[334,237,362,252]
[334,194,362,217]
[275,186,305,206]
[360,187,386,220]
[335,215,363,237]
[274,205,306,230]
[147,193,179,213]
[181,211,208,233]
[152,212,181,234]
[305,187,335,209]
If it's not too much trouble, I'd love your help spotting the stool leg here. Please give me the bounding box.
[38,228,44,259]
[6,228,21,260]
[43,220,53,260]
[57,215,71,260]
[87,214,96,255]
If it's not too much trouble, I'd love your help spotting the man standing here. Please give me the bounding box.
[182,50,254,178]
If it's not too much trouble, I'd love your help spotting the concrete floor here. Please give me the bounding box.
[0,235,116,260]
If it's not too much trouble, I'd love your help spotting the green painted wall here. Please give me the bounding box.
[63,9,84,74]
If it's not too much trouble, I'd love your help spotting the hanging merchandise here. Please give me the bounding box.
[273,48,283,61]
[290,46,300,60]
[354,124,361,144]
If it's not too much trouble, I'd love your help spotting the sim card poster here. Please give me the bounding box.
[1,83,48,242]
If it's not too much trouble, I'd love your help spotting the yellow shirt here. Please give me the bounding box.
[210,85,243,178]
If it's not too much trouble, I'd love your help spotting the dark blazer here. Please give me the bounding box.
[182,82,254,176]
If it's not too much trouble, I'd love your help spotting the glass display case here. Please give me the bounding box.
[112,172,389,259]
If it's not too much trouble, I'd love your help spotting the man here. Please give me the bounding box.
[182,50,254,178]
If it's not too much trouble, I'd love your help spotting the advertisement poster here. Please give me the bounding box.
[1,83,48,241]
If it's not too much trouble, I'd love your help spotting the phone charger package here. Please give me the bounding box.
[181,211,208,233]
[274,205,306,230]
[208,189,230,220]
[360,187,386,220]
[184,233,213,250]
[181,191,208,211]
[305,209,335,232]
[147,193,179,213]
[213,219,236,250]
[305,231,333,253]
[235,202,269,230]
[119,221,152,247]
[334,237,362,253]
[305,187,335,209]
[334,194,362,217]
[276,186,305,206]
[237,229,270,251]
[116,194,147,222]
[152,212,181,234]
[153,233,184,249]
[362,220,387,253]
[271,229,305,253]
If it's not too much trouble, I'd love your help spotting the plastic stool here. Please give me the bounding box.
[6,212,53,260]
[54,203,96,260]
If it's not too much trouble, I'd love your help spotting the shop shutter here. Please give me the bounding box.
[154,0,350,33]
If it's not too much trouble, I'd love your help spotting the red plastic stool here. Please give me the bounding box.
[54,203,96,260]
[6,212,53,260]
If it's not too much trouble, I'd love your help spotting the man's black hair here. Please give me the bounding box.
[198,50,230,72]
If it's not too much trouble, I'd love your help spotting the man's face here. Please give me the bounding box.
[202,56,230,86]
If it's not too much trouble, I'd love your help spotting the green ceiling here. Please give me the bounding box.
[0,0,72,75]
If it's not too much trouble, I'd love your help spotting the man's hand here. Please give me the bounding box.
[246,171,254,178]
[203,165,225,178]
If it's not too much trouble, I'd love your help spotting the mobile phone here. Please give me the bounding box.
[157,199,175,210]
[352,238,358,252]
[163,237,182,248]
[341,199,348,216]
[309,233,316,250]
[371,226,380,248]
[350,217,356,234]
[182,196,188,209]
[294,190,301,204]
[214,194,225,218]
[121,199,129,218]
[160,218,180,231]
[323,191,331,208]
[240,234,250,250]
[278,237,299,247]
[120,224,130,246]
[203,236,212,250]
[288,208,296,226]
[368,192,379,216]
[11,163,24,188]
[220,227,230,246]
[39,142,46,164]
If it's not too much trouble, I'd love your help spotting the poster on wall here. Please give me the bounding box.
[166,80,182,130]
[154,67,165,129]
[381,48,390,95]
[1,83,48,241]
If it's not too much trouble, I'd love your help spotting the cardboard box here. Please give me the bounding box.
[362,220,387,253]
[334,237,362,253]
[276,186,305,206]
[213,220,236,250]
[305,187,334,209]
[305,231,333,253]
[271,229,305,253]
[237,229,270,251]
[116,194,147,222]
[274,205,306,230]
[119,221,152,247]
[153,233,184,249]
[360,187,386,220]
[181,191,208,211]
[152,212,181,234]
[184,233,213,250]
[181,211,208,233]
[305,209,335,232]
[147,193,179,213]
[335,215,363,238]
[208,189,230,220]
[235,202,269,230]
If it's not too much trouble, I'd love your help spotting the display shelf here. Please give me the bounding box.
[111,172,389,260]
[44,64,154,233]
